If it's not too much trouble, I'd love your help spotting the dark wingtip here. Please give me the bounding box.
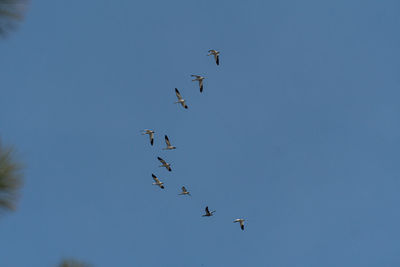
[161,185,165,189]
[241,225,244,230]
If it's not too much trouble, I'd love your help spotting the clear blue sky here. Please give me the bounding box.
[1,0,400,266]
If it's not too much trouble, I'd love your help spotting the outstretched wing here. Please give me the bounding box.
[157,157,167,165]
[165,135,171,146]
[205,206,210,214]
[215,54,219,65]
[175,88,183,100]
[149,132,154,145]
[199,79,203,92]
[240,222,244,230]
[152,173,159,183]
[182,186,187,193]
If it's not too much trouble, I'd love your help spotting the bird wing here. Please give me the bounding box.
[241,223,244,230]
[165,135,171,146]
[152,174,160,183]
[205,206,210,214]
[215,55,219,65]
[175,88,183,100]
[157,157,167,165]
[199,79,203,92]
[182,186,187,193]
[149,132,154,145]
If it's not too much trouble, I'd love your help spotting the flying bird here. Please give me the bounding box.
[163,135,176,150]
[175,88,188,109]
[191,75,205,93]
[151,173,164,189]
[178,186,191,196]
[208,49,220,65]
[141,129,155,146]
[157,156,171,172]
[202,206,216,217]
[233,218,245,230]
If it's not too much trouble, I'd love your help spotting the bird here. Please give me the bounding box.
[191,75,205,93]
[157,156,171,172]
[141,129,154,146]
[151,173,164,189]
[202,206,216,217]
[175,88,188,109]
[163,135,176,150]
[208,49,220,65]
[178,186,191,196]
[233,218,245,230]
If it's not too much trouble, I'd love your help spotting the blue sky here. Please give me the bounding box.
[1,0,400,266]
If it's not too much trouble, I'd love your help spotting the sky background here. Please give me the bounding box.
[1,0,400,266]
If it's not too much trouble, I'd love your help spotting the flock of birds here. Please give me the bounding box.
[141,49,245,231]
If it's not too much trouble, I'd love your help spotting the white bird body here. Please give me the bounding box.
[163,135,176,150]
[207,49,220,65]
[179,186,191,196]
[175,88,188,109]
[152,174,164,189]
[157,157,171,171]
[202,206,216,217]
[141,129,155,146]
[233,218,245,230]
[191,75,205,93]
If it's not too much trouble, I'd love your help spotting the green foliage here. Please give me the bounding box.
[0,140,23,213]
[58,259,92,267]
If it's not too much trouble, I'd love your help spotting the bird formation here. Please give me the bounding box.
[142,50,245,231]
